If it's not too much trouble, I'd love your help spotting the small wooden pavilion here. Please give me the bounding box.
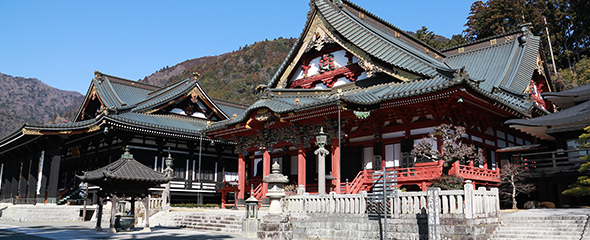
[78,146,172,233]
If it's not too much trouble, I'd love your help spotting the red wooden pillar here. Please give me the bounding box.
[331,139,341,194]
[237,153,246,201]
[262,149,271,197]
[297,144,306,189]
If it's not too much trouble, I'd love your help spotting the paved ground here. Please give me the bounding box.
[1,208,589,239]
[0,220,247,240]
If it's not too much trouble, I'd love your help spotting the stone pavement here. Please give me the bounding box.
[0,220,247,240]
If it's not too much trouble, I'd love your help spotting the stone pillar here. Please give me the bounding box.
[297,144,306,189]
[331,139,340,194]
[142,195,151,232]
[238,153,246,201]
[427,187,441,240]
[314,147,329,195]
[46,141,62,204]
[464,180,473,219]
[262,149,271,197]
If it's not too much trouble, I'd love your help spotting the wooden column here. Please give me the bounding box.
[10,161,20,200]
[262,149,271,197]
[108,195,117,233]
[297,144,306,189]
[331,139,341,194]
[18,158,30,202]
[95,196,103,231]
[1,162,13,199]
[28,156,39,204]
[46,140,62,204]
[238,153,246,201]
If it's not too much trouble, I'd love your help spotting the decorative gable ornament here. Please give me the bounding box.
[358,59,381,78]
[305,31,336,53]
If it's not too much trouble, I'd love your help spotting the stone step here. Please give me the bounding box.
[496,225,585,230]
[491,234,582,240]
[494,229,584,235]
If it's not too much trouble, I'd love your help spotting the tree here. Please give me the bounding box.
[430,175,464,190]
[501,163,536,209]
[414,26,442,49]
[412,124,478,174]
[562,126,590,197]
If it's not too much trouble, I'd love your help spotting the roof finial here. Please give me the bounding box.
[192,72,200,80]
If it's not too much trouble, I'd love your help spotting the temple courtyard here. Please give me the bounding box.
[0,208,589,240]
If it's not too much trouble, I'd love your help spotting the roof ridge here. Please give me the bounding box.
[444,38,515,60]
[97,72,160,90]
[441,29,523,52]
[341,0,443,57]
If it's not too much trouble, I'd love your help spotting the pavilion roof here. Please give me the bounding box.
[78,146,170,183]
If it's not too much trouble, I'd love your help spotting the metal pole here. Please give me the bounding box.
[338,102,342,191]
[544,16,558,75]
[382,165,387,239]
[198,134,203,204]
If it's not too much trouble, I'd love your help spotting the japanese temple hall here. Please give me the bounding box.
[0,0,553,207]
[206,0,552,204]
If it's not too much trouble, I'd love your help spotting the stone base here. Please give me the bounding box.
[257,215,292,240]
[242,218,260,238]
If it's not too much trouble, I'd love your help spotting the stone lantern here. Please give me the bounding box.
[262,161,289,214]
[242,195,260,238]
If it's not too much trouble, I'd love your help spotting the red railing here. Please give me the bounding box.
[450,161,500,183]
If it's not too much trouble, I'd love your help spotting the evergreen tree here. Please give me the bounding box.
[562,126,590,197]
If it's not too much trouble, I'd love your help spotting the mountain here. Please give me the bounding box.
[141,37,297,104]
[0,73,84,137]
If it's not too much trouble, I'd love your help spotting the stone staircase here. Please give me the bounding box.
[163,211,244,235]
[490,215,590,240]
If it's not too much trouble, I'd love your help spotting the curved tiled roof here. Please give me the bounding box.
[78,147,170,183]
[444,32,541,94]
[506,99,590,128]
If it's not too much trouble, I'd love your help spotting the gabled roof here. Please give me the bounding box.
[268,0,449,89]
[443,28,542,94]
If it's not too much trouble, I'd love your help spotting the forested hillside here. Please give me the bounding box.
[0,73,84,137]
[141,37,297,104]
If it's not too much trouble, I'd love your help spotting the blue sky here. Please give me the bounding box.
[0,1,475,94]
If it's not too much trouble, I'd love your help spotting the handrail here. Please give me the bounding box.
[514,148,590,157]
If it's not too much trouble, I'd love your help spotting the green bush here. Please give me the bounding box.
[540,201,555,209]
[171,203,220,208]
[430,175,464,190]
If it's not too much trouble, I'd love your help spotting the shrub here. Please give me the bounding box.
[540,201,555,209]
[430,175,464,190]
[524,200,540,209]
[171,203,220,208]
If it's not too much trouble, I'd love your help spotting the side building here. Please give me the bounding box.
[0,71,248,205]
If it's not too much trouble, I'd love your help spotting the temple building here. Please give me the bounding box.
[0,71,247,204]
[504,83,590,207]
[0,0,558,209]
[205,0,553,204]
